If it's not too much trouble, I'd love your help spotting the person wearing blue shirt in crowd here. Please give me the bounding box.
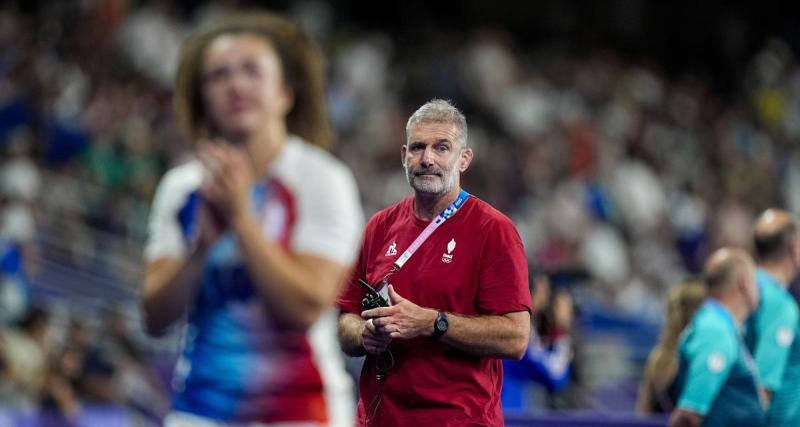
[669,248,764,427]
[746,209,800,426]
[0,238,31,324]
[502,274,574,410]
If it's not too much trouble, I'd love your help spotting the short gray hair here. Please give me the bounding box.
[405,99,468,148]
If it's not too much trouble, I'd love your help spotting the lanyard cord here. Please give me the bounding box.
[365,190,470,425]
[376,190,470,290]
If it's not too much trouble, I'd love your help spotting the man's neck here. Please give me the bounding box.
[413,187,461,221]
[760,260,794,288]
[713,295,747,325]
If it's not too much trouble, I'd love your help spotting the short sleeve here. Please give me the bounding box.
[676,325,738,415]
[291,161,364,267]
[336,235,369,315]
[476,217,531,315]
[143,164,202,262]
[752,296,799,391]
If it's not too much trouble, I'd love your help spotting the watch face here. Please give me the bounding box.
[436,318,448,331]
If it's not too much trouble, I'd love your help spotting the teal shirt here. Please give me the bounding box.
[672,300,765,427]
[745,269,800,426]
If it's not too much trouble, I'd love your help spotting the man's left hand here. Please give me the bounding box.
[361,285,438,339]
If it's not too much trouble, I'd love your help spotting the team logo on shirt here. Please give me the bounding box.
[386,241,397,257]
[707,352,726,373]
[777,327,794,348]
[442,238,456,263]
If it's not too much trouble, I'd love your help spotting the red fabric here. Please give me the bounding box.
[269,178,297,247]
[338,195,531,426]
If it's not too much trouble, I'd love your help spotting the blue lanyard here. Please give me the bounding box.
[394,190,470,269]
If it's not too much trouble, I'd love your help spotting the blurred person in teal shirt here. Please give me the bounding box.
[745,209,800,426]
[669,248,764,427]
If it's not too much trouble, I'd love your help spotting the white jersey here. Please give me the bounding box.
[144,136,362,425]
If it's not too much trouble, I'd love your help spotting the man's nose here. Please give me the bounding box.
[420,147,435,167]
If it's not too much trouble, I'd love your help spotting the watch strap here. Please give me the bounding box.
[432,311,448,339]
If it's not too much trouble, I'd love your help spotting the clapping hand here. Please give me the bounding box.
[197,142,255,227]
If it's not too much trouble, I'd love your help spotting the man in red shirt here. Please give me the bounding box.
[337,99,531,426]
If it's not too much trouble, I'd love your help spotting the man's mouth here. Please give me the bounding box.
[414,171,442,177]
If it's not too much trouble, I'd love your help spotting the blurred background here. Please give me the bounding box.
[2,0,800,425]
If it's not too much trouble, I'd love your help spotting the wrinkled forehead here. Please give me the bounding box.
[406,121,462,144]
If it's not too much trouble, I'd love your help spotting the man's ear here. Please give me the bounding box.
[459,147,474,172]
[400,145,407,167]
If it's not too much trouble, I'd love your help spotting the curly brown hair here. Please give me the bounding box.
[173,11,330,149]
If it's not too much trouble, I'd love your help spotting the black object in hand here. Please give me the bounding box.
[358,279,389,309]
[358,279,390,382]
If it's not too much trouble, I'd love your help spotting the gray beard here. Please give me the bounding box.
[405,165,458,197]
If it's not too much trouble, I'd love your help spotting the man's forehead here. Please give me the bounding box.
[408,122,459,140]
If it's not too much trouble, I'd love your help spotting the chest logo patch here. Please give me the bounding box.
[777,327,794,348]
[707,352,726,374]
[386,241,397,257]
[442,238,456,263]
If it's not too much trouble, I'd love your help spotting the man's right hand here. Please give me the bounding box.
[362,318,392,354]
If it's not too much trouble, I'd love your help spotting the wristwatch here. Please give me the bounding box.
[432,311,448,339]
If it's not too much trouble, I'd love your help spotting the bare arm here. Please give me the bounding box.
[635,375,656,414]
[201,144,354,331]
[141,246,207,336]
[143,213,348,335]
[233,213,350,330]
[364,285,530,359]
[668,409,703,427]
[141,198,222,336]
[441,311,530,359]
[338,312,368,357]
[338,312,394,357]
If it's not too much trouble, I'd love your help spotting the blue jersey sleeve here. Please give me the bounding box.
[752,296,799,391]
[677,324,738,415]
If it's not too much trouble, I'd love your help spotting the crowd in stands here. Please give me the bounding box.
[1,0,800,419]
[0,305,169,424]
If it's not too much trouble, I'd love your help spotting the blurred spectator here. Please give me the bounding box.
[0,128,40,323]
[636,281,706,414]
[668,249,763,427]
[0,306,50,410]
[116,2,184,88]
[102,308,170,421]
[0,238,30,324]
[42,345,83,424]
[744,209,800,425]
[502,274,575,410]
